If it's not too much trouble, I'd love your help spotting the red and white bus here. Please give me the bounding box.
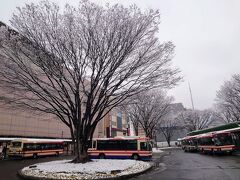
[88,137,152,160]
[197,132,237,154]
[181,136,198,152]
[8,139,64,158]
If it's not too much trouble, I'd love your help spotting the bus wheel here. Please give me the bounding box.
[99,153,105,159]
[132,154,139,160]
[33,153,38,159]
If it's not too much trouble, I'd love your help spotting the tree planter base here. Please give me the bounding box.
[18,159,153,180]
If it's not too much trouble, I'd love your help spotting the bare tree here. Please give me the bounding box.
[125,90,173,139]
[125,103,140,136]
[156,103,185,147]
[0,1,181,163]
[177,109,213,132]
[157,118,178,147]
[215,74,240,123]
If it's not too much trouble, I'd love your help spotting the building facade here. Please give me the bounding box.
[0,104,128,139]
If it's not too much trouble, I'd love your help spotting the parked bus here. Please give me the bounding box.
[198,132,237,154]
[180,122,240,155]
[8,139,64,158]
[197,133,215,153]
[88,137,152,160]
[181,136,198,152]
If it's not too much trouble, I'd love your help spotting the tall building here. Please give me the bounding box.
[108,108,128,137]
[0,101,128,140]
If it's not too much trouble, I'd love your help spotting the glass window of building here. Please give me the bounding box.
[117,112,122,129]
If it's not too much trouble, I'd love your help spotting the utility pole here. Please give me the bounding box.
[188,82,195,110]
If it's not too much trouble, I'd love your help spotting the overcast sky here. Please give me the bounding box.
[1,0,240,110]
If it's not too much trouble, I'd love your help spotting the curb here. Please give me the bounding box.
[17,163,153,180]
[111,163,153,180]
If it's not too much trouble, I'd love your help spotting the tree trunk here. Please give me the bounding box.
[167,138,171,147]
[146,129,153,139]
[134,125,138,136]
[71,124,90,163]
[70,129,76,155]
[135,130,138,136]
[71,139,90,163]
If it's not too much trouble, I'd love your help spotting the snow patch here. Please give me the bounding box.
[157,147,179,150]
[152,148,164,153]
[21,159,152,179]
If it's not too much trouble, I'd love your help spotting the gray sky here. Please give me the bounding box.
[1,0,240,110]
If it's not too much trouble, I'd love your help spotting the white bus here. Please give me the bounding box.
[8,139,65,158]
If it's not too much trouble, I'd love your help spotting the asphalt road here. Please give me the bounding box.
[1,149,240,180]
[134,148,240,180]
[0,155,73,180]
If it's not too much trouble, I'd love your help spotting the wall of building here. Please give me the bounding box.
[107,108,128,137]
[0,105,71,138]
[0,103,127,139]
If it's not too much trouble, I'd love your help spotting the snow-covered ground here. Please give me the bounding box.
[157,147,180,150]
[152,148,164,153]
[20,159,152,179]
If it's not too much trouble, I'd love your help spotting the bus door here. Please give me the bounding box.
[88,140,96,151]
[232,132,240,149]
[139,140,152,151]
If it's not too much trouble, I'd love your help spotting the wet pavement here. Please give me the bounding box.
[1,149,240,180]
[134,148,240,180]
[0,155,73,180]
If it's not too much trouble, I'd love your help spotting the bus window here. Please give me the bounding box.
[124,140,137,150]
[43,144,49,150]
[87,140,92,148]
[93,141,96,148]
[213,138,222,146]
[199,137,214,146]
[217,134,233,145]
[98,140,115,150]
[23,143,38,151]
[36,144,41,150]
[11,142,21,148]
[140,142,148,151]
[23,143,30,150]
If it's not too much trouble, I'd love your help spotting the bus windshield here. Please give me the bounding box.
[191,138,198,146]
[140,141,152,151]
[11,142,22,148]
